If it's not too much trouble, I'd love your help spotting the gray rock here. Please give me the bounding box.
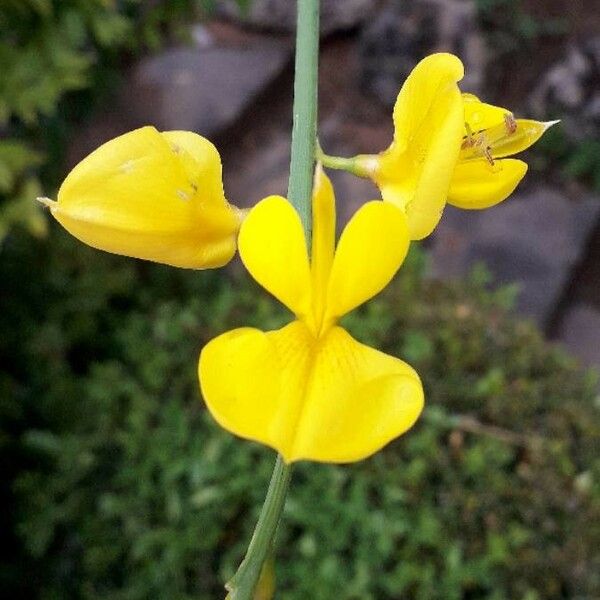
[124,35,290,136]
[559,303,600,369]
[529,35,600,140]
[224,130,291,207]
[360,0,487,106]
[430,187,600,325]
[217,0,377,34]
[68,26,291,164]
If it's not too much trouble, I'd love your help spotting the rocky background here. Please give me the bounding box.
[65,0,600,376]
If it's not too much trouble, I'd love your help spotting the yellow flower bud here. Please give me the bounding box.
[39,126,244,269]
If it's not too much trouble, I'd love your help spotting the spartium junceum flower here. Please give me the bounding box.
[199,167,424,463]
[320,53,558,240]
[39,126,244,269]
[450,93,558,210]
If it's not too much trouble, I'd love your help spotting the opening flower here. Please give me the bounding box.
[353,53,465,240]
[199,168,424,463]
[39,126,244,269]
[322,53,558,241]
[448,93,559,209]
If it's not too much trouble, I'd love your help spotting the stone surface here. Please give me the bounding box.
[559,303,600,369]
[217,0,378,34]
[67,23,291,164]
[529,35,600,140]
[430,186,600,325]
[125,31,290,136]
[360,0,487,106]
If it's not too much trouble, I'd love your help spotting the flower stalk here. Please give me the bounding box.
[224,0,320,598]
[316,148,370,178]
[225,456,292,599]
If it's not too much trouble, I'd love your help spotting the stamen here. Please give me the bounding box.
[462,121,475,149]
[461,127,489,157]
[461,113,518,165]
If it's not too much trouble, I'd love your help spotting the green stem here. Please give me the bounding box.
[316,143,372,178]
[287,0,320,240]
[318,152,359,173]
[225,456,292,599]
[225,1,320,598]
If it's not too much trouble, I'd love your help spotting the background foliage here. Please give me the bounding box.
[3,232,599,598]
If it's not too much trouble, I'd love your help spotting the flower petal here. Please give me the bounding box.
[238,196,312,318]
[486,119,559,159]
[462,93,509,132]
[378,53,465,240]
[310,166,336,326]
[392,54,465,149]
[49,126,241,269]
[324,201,409,323]
[462,95,558,159]
[448,158,528,209]
[198,322,423,463]
[199,323,309,458]
[295,326,423,462]
[161,130,226,204]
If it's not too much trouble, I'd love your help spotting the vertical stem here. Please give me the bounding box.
[287,0,320,241]
[225,456,292,600]
[224,1,320,598]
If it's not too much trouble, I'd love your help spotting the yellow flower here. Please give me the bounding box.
[199,168,424,463]
[39,126,244,269]
[448,93,558,210]
[354,53,466,240]
[342,54,556,240]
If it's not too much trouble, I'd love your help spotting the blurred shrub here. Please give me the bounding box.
[474,0,566,61]
[2,229,598,599]
[0,0,221,241]
[534,126,600,193]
